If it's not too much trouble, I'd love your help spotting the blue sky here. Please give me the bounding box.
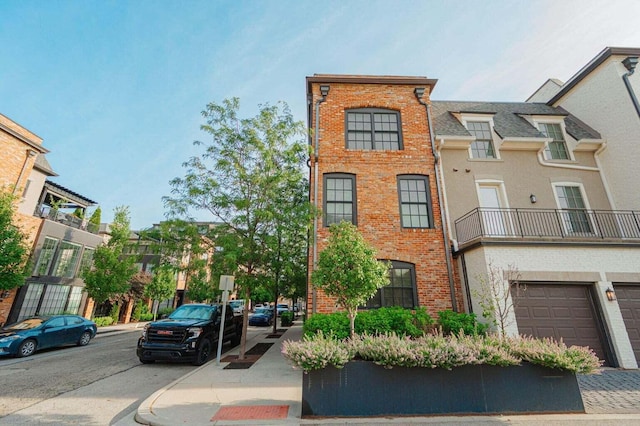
[2,0,639,229]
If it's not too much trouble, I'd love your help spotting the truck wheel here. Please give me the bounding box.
[193,339,212,366]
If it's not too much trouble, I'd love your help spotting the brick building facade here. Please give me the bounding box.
[306,75,462,316]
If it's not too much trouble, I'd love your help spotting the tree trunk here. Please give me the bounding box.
[348,311,356,338]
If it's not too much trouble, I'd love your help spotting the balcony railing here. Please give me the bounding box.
[37,205,100,234]
[455,207,640,246]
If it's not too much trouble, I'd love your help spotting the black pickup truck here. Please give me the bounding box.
[136,303,242,366]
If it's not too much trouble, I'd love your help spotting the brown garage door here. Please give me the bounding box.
[511,283,610,365]
[614,284,640,363]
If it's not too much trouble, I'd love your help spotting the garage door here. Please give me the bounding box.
[614,284,640,363]
[511,283,610,365]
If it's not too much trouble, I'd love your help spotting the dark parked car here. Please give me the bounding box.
[0,315,97,358]
[249,307,274,326]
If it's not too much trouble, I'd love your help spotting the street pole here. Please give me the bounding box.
[216,275,234,365]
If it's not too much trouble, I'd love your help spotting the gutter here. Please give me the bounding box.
[415,89,458,312]
[622,56,640,119]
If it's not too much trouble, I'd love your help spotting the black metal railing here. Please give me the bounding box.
[455,207,640,245]
[36,205,100,234]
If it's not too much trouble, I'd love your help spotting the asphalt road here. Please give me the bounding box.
[0,329,200,425]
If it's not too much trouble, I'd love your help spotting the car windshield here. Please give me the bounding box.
[3,318,46,330]
[169,305,217,320]
[254,308,271,315]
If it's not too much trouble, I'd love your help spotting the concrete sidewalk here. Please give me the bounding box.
[132,322,640,426]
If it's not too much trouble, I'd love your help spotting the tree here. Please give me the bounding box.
[83,206,138,310]
[0,190,31,291]
[89,207,101,228]
[164,98,308,358]
[473,261,524,337]
[312,222,391,337]
[144,263,177,319]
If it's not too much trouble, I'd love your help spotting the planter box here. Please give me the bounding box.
[302,361,584,417]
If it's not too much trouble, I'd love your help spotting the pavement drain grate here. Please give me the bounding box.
[223,361,254,369]
[266,333,283,338]
[245,342,273,355]
[211,405,289,421]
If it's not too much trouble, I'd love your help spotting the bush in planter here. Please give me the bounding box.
[281,311,294,326]
[437,310,488,336]
[282,332,601,374]
[303,308,434,339]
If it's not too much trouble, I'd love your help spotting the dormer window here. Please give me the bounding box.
[346,109,402,150]
[539,122,569,160]
[466,121,496,159]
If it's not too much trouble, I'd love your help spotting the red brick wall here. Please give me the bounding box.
[307,79,460,317]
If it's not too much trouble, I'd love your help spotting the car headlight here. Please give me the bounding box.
[187,327,203,339]
[0,335,21,343]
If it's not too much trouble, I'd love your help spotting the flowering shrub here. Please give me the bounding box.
[509,335,602,374]
[281,332,354,371]
[282,332,600,373]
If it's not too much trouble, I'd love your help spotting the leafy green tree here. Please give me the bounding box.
[144,263,177,319]
[0,190,31,291]
[164,98,307,358]
[312,222,391,337]
[84,206,138,311]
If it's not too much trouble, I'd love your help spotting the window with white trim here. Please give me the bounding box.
[467,121,496,159]
[555,184,592,234]
[539,123,569,160]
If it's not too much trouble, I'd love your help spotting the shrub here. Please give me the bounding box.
[304,308,433,339]
[281,311,294,326]
[94,316,114,327]
[158,307,175,317]
[281,332,354,371]
[131,300,150,322]
[437,310,488,336]
[282,332,601,374]
[303,312,350,339]
[109,304,120,324]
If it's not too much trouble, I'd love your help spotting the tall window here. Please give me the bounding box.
[398,175,432,228]
[52,241,82,278]
[324,174,356,226]
[366,261,416,309]
[79,247,95,276]
[540,123,569,160]
[35,237,59,276]
[555,185,592,234]
[346,109,402,150]
[467,121,496,158]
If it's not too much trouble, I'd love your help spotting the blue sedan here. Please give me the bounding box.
[248,308,274,326]
[0,315,97,358]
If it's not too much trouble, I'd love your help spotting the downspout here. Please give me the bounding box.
[13,149,37,195]
[622,57,640,119]
[311,85,329,314]
[415,89,458,312]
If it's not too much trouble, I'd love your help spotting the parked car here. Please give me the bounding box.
[229,300,245,315]
[276,304,290,316]
[0,315,97,358]
[248,307,274,326]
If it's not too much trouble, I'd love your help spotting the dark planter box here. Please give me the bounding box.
[302,361,584,417]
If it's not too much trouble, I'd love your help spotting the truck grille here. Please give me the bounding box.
[147,327,187,344]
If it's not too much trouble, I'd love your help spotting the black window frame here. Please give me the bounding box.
[323,173,357,226]
[397,175,434,229]
[345,108,403,150]
[365,260,417,309]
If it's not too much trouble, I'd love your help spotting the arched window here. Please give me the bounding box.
[365,260,417,309]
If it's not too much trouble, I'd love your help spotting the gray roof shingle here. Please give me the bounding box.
[431,101,601,141]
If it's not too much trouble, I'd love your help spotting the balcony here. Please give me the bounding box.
[37,205,100,234]
[454,208,640,246]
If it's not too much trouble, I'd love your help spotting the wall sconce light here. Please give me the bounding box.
[0,290,10,301]
[605,288,616,301]
[319,85,330,97]
[529,194,537,204]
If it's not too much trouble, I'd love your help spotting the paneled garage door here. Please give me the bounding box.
[614,284,640,363]
[511,283,610,365]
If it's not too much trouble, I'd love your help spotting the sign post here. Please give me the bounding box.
[216,275,234,365]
